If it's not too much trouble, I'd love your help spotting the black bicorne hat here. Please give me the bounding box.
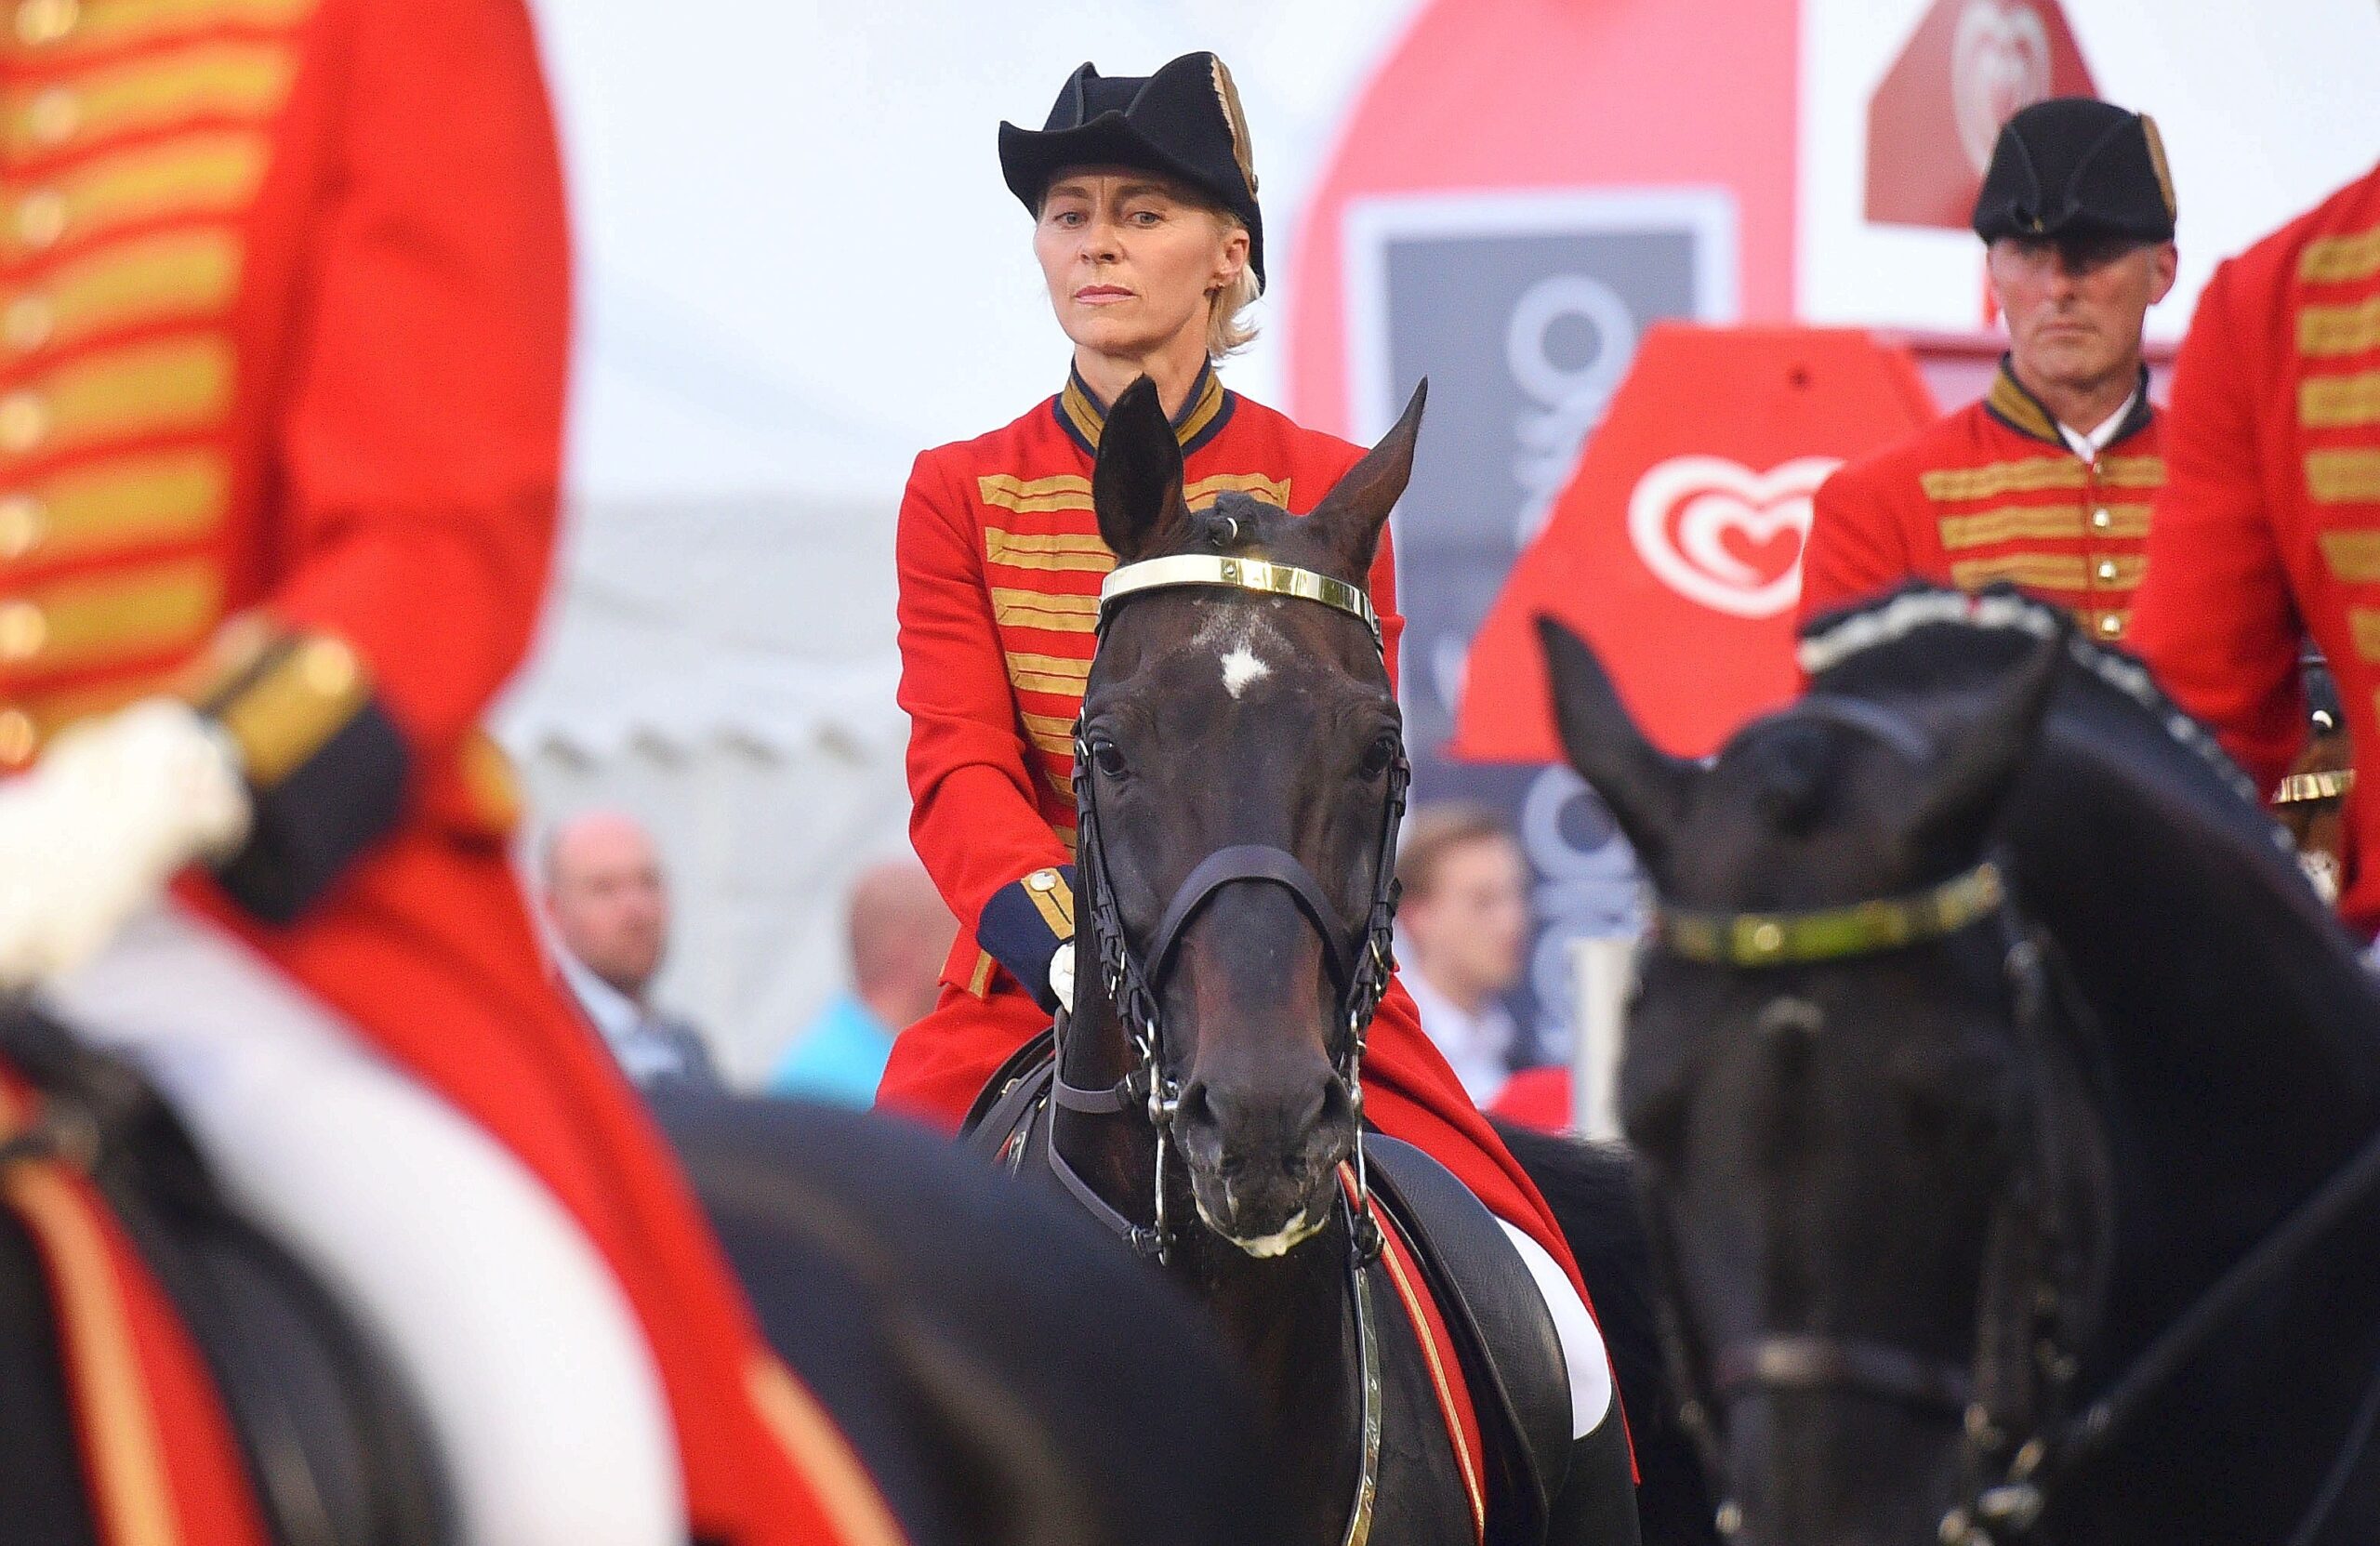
[999,51,1266,289]
[1973,98,2177,245]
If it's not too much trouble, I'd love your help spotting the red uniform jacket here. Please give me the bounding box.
[2129,162,2380,933]
[1798,359,2163,643]
[881,366,1594,1305]
[0,4,870,1541]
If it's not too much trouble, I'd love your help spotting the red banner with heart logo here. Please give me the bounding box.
[1449,325,1939,761]
[1867,0,2098,231]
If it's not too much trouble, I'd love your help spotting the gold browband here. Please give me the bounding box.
[1100,555,1382,651]
[1653,862,2006,968]
[2275,768,2355,806]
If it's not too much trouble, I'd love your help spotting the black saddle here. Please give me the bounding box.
[960,1037,1576,1541]
[0,1007,452,1546]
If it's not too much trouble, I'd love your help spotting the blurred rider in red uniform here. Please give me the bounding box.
[2129,157,2380,936]
[0,2,884,1541]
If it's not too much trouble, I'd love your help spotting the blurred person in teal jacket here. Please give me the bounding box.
[771,859,956,1105]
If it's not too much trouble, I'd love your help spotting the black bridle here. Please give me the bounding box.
[1043,555,1408,1268]
[1646,865,2380,1546]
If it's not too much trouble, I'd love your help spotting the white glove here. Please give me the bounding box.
[0,698,251,987]
[1048,942,1076,1017]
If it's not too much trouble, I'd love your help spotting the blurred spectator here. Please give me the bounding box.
[771,860,956,1106]
[1396,802,1530,1106]
[542,811,721,1093]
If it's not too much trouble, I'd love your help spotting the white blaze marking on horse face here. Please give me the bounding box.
[1221,644,1272,699]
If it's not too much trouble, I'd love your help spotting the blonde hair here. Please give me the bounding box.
[1207,213,1259,360]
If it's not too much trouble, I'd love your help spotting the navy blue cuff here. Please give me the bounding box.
[212,699,409,924]
[977,865,1078,1011]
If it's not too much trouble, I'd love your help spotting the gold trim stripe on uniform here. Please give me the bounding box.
[1189,471,1291,507]
[984,528,1114,573]
[1003,649,1091,696]
[746,1356,909,1546]
[1920,458,2088,502]
[1985,371,2058,443]
[2310,450,2380,505]
[979,470,1294,515]
[2300,295,2380,359]
[2096,455,2166,488]
[207,632,369,786]
[4,132,271,263]
[2303,370,2380,429]
[1937,502,2152,549]
[964,950,996,998]
[1,334,234,464]
[29,0,317,58]
[16,229,244,355]
[5,39,298,158]
[1020,865,1076,940]
[2,450,229,565]
[1018,709,1075,759]
[0,1083,183,1546]
[0,663,184,765]
[2303,227,2380,285]
[2320,529,2380,583]
[2351,608,2380,664]
[0,556,219,673]
[990,587,1100,633]
[1949,553,2088,592]
[978,475,1096,515]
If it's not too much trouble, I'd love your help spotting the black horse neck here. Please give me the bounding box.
[2004,696,2380,1541]
[1051,990,1364,1543]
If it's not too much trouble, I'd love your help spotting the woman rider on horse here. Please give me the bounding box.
[881,50,1619,1447]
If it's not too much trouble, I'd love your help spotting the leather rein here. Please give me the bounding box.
[1046,550,1405,1546]
[1647,835,2380,1546]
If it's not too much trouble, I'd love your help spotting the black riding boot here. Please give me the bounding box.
[1543,1411,1643,1546]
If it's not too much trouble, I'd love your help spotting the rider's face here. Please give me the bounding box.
[1034,168,1246,363]
[1987,234,2176,399]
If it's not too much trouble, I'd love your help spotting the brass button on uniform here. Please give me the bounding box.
[14,0,77,46]
[1026,868,1058,892]
[2090,507,2113,531]
[2095,558,2120,583]
[2096,613,2124,640]
[0,494,42,559]
[26,88,77,146]
[298,636,358,695]
[0,708,33,766]
[0,391,46,455]
[15,189,66,250]
[0,601,46,661]
[4,294,53,353]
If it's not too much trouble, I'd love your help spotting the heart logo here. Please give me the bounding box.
[1626,455,1841,620]
[1951,0,2052,174]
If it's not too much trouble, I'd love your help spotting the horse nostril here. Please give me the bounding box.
[1316,1075,1355,1132]
[1173,1079,1219,1137]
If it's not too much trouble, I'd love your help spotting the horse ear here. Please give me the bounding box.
[1314,379,1426,575]
[1537,615,1698,873]
[1899,622,2067,862]
[1093,377,1192,563]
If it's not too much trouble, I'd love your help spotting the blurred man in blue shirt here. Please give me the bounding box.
[771,859,954,1105]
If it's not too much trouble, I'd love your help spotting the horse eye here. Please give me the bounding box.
[1093,740,1129,779]
[1358,736,1397,780]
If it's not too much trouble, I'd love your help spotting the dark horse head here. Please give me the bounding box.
[1075,376,1420,1254]
[1543,588,2380,1546]
[1538,600,2075,1546]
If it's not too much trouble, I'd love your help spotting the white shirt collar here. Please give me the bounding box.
[559,950,643,1043]
[1400,962,1515,1107]
[2057,387,2139,463]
